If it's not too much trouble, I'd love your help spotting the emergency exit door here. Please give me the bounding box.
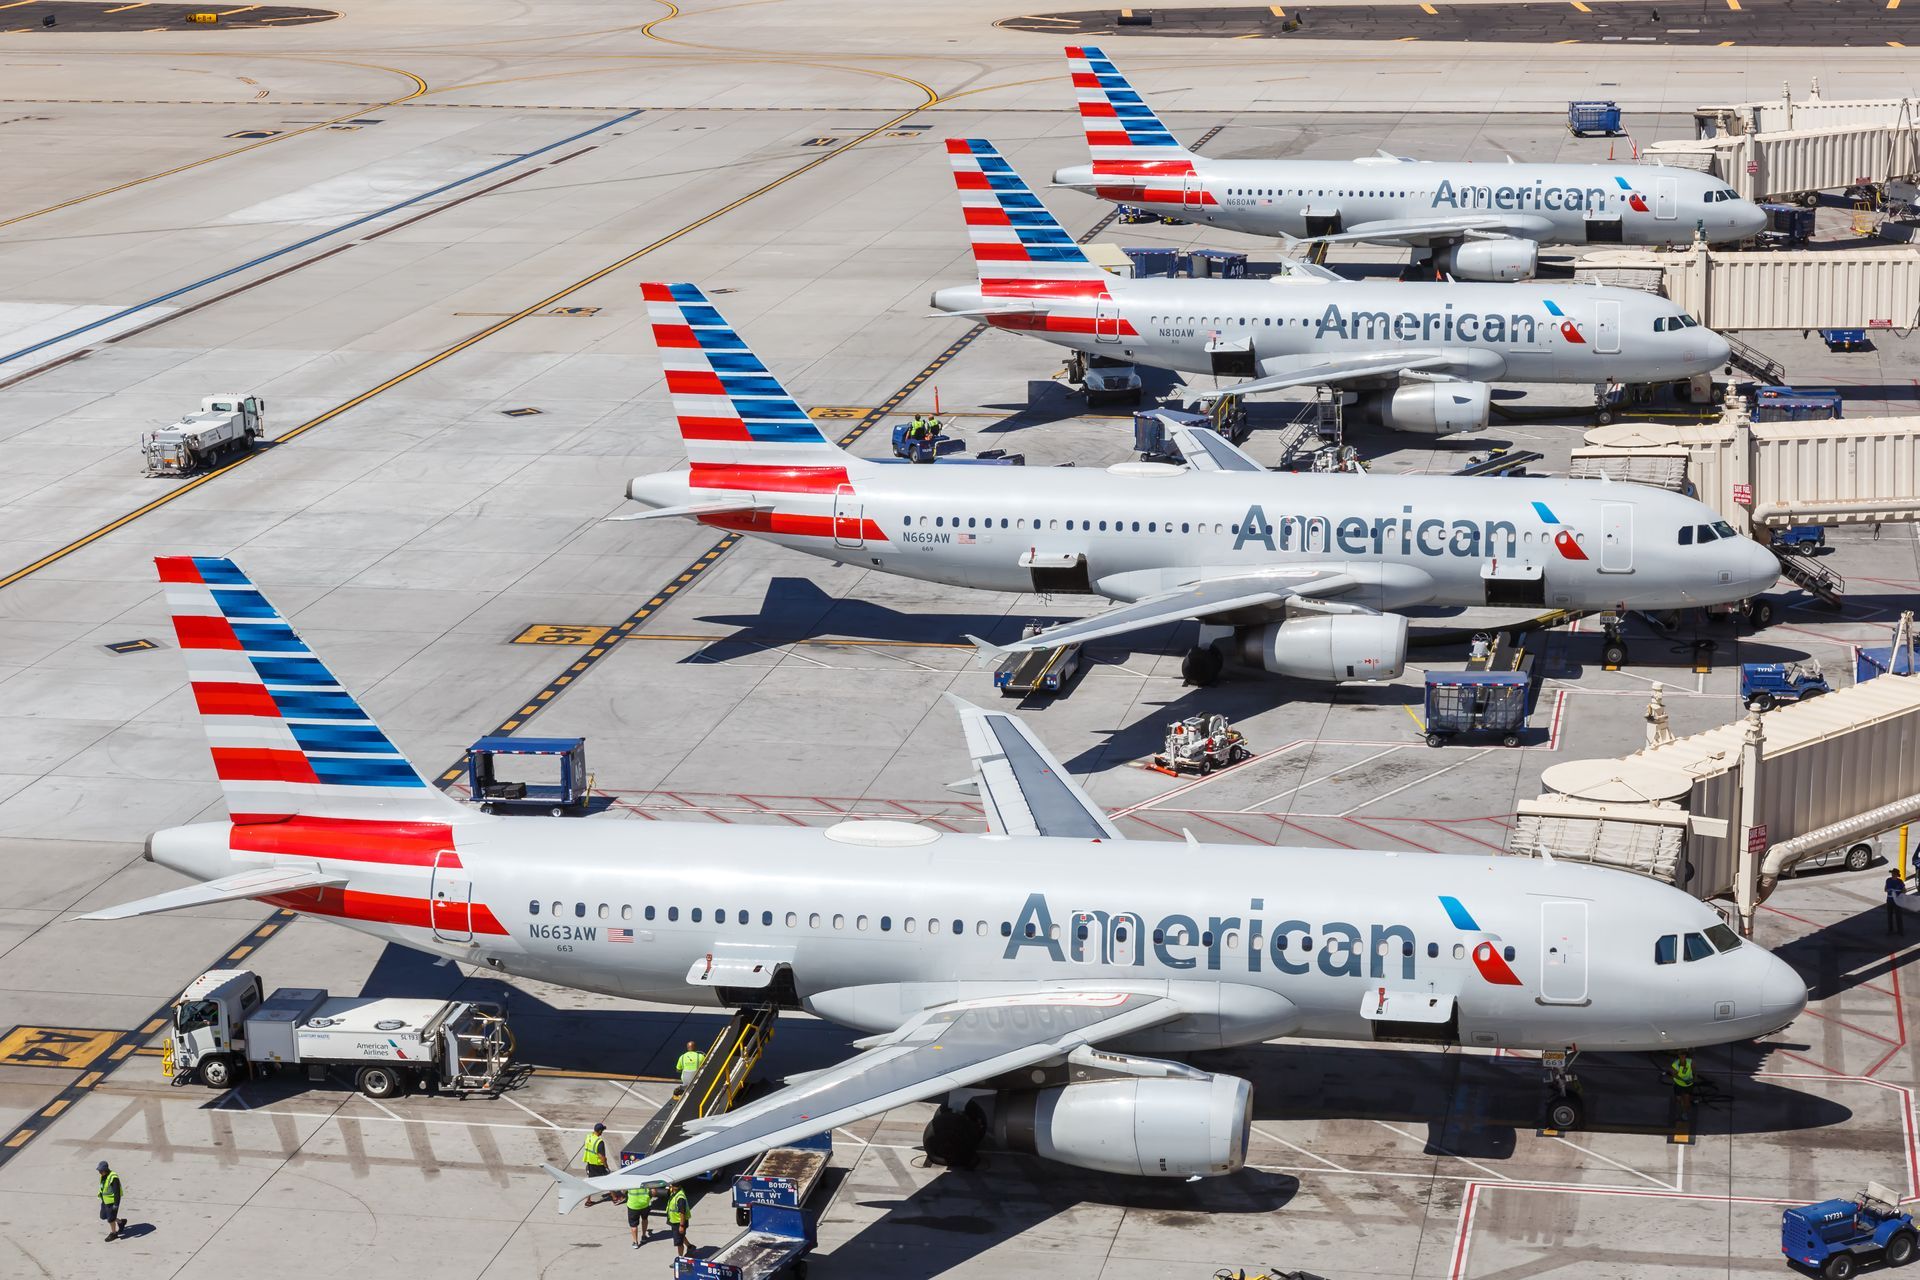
[430,849,473,943]
[1539,900,1589,1004]
[832,484,865,548]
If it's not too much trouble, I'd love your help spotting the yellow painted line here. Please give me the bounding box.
[5,1131,32,1148]
[1556,36,1581,42]
[1570,1,1590,11]
[102,1,149,11]
[1403,704,1428,734]
[0,1,40,10]
[140,1018,164,1034]
[1396,34,1420,40]
[536,1067,677,1083]
[1718,39,1735,44]
[1233,30,1262,37]
[229,945,252,960]
[109,1045,133,1061]
[40,1100,69,1119]
[1270,2,1285,12]
[1890,0,1901,9]
[1892,39,1908,45]
[78,1071,103,1086]
[1420,3,1437,13]
[1725,0,1739,9]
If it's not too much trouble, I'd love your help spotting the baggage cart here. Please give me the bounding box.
[1422,670,1532,747]
[467,736,591,815]
[733,1131,831,1225]
[994,623,1083,696]
[1819,327,1868,351]
[1567,100,1623,136]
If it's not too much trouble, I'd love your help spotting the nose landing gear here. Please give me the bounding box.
[1542,1046,1584,1131]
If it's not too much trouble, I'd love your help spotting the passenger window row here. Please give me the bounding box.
[529,900,995,936]
[908,515,1236,535]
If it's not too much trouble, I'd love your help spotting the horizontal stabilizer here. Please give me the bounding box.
[928,305,1049,320]
[542,1164,600,1216]
[79,866,349,921]
[606,499,773,523]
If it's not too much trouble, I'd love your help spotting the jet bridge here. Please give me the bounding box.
[1576,243,1920,331]
[1505,660,1920,934]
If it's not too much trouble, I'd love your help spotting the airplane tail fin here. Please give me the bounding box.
[642,283,863,476]
[1066,45,1198,170]
[158,556,473,825]
[947,139,1105,283]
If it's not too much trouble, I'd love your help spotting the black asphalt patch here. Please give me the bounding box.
[2,1,336,32]
[1000,1,1916,47]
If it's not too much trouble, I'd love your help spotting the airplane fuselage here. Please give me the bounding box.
[153,818,1806,1054]
[633,468,1781,614]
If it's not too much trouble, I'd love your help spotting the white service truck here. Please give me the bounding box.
[165,968,514,1099]
[141,394,265,476]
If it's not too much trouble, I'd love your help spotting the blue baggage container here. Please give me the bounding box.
[1189,248,1248,279]
[1857,645,1920,682]
[1567,100,1622,136]
[1122,246,1178,278]
[1820,327,1869,351]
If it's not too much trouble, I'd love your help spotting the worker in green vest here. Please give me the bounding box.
[96,1159,125,1242]
[625,1184,653,1249]
[673,1040,705,1096]
[581,1122,610,1204]
[666,1182,692,1255]
[1667,1050,1696,1118]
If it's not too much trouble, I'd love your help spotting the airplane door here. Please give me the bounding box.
[1539,901,1589,1004]
[1655,175,1678,220]
[1182,175,1206,210]
[1596,300,1621,354]
[1093,297,1122,344]
[1599,502,1633,572]
[430,849,473,943]
[832,484,865,548]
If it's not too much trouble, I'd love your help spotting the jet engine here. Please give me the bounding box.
[1234,614,1408,682]
[1354,381,1491,435]
[1431,237,1538,282]
[986,1073,1253,1178]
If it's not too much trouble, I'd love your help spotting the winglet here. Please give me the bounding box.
[962,635,1010,669]
[544,1164,598,1215]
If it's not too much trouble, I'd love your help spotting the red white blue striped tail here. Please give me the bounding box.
[1066,45,1198,173]
[948,139,1104,283]
[643,282,850,472]
[158,557,472,824]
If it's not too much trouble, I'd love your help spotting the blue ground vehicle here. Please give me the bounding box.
[466,736,591,815]
[1741,661,1831,712]
[1782,1183,1918,1278]
[890,419,964,464]
[1775,526,1827,553]
[1567,100,1622,136]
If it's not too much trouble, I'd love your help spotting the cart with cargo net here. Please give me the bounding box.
[1422,670,1532,748]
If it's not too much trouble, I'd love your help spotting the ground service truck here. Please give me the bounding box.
[165,968,514,1099]
[141,394,265,476]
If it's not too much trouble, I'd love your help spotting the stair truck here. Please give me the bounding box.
[164,968,514,1099]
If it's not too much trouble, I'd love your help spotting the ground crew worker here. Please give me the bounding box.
[96,1159,125,1242]
[674,1040,705,1096]
[626,1183,653,1248]
[1887,869,1908,936]
[1667,1050,1696,1118]
[582,1122,610,1204]
[666,1182,692,1255]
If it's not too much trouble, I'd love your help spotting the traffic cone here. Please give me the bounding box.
[1608,141,1615,160]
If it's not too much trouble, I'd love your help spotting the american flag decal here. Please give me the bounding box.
[609,927,635,943]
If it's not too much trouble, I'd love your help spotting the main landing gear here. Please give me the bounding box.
[1181,644,1225,688]
[922,1105,983,1169]
[1543,1046,1584,1130]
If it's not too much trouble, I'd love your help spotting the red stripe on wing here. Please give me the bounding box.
[233,817,460,868]
[211,747,319,784]
[689,464,850,494]
[173,614,243,651]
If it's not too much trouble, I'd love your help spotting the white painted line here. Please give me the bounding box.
[1251,1125,1348,1171]
[1340,749,1495,816]
[1238,746,1406,812]
[358,1094,403,1122]
[497,1092,564,1130]
[1545,1133,1676,1190]
[1372,1119,1512,1181]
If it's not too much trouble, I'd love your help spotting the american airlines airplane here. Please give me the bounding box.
[931,139,1731,434]
[621,282,1774,686]
[86,557,1806,1196]
[1051,46,1770,278]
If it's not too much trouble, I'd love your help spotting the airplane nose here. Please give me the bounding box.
[1733,203,1770,239]
[1760,951,1809,1025]
[1743,536,1783,595]
[1052,163,1096,190]
[1700,328,1732,372]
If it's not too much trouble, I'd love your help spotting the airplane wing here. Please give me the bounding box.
[606,499,772,523]
[1291,215,1545,245]
[1165,423,1264,474]
[967,570,1360,656]
[945,694,1124,841]
[543,989,1179,1209]
[1192,352,1460,402]
[77,866,350,921]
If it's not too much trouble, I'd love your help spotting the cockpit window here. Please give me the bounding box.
[1711,520,1737,538]
[1679,315,1699,327]
[1705,923,1742,953]
[1654,934,1677,965]
[1683,932,1714,962]
[1678,525,1693,546]
[1695,523,1719,543]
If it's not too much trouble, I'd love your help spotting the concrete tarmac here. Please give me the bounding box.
[0,2,1917,1277]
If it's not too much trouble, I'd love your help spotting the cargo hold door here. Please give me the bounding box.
[430,849,473,943]
[1539,900,1590,1004]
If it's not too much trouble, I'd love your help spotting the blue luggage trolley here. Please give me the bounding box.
[1423,671,1533,747]
[466,736,591,815]
[1567,100,1623,136]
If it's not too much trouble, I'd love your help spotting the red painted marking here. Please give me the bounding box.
[1125,814,1188,840]
[640,282,674,302]
[210,747,318,785]
[981,279,1110,298]
[1070,71,1098,87]
[696,512,889,542]
[154,556,205,584]
[173,614,242,651]
[1472,940,1524,986]
[262,886,508,936]
[233,817,460,868]
[1553,529,1588,560]
[1342,816,1442,854]
[1557,319,1586,344]
[192,681,280,718]
[651,323,699,348]
[972,243,1041,262]
[962,206,1012,226]
[665,369,726,396]
[952,170,990,191]
[1421,819,1508,853]
[1448,1182,1478,1280]
[1092,159,1196,177]
[678,416,752,442]
[1799,1005,1902,1047]
[1065,44,1086,58]
[1079,101,1118,118]
[689,464,849,494]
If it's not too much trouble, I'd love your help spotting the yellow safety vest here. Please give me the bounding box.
[627,1187,651,1211]
[583,1132,606,1165]
[1671,1057,1695,1088]
[668,1190,688,1224]
[99,1172,121,1206]
[676,1051,704,1074]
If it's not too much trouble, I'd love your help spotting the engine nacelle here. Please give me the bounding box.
[1354,381,1491,435]
[1432,237,1538,282]
[988,1074,1252,1178]
[1234,614,1408,682]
